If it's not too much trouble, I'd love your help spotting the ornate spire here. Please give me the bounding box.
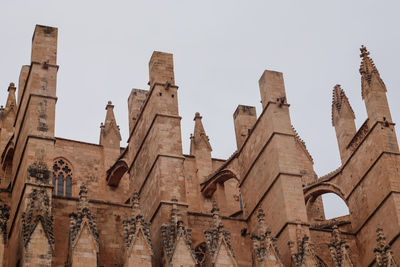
[190,112,212,154]
[100,100,122,147]
[374,228,398,267]
[122,192,152,253]
[359,45,385,99]
[331,84,355,126]
[288,224,321,267]
[328,225,354,267]
[161,198,197,265]
[204,201,237,266]
[69,185,99,250]
[251,209,283,266]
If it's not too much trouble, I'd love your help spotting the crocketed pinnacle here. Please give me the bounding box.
[123,192,153,253]
[359,45,379,82]
[329,225,354,267]
[359,45,385,99]
[100,100,122,146]
[190,112,212,154]
[69,185,99,250]
[288,224,321,267]
[331,84,355,126]
[161,198,197,264]
[374,228,398,267]
[251,209,283,266]
[204,201,236,265]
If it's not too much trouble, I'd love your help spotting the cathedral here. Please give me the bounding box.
[0,24,398,266]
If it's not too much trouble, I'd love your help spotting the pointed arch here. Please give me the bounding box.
[52,157,73,197]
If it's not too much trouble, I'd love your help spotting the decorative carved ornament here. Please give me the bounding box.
[328,225,354,267]
[288,224,322,267]
[27,160,50,184]
[69,185,99,250]
[0,200,9,244]
[204,201,237,266]
[161,198,197,265]
[21,189,54,250]
[347,119,369,151]
[374,228,398,267]
[251,209,283,266]
[123,192,153,253]
[359,45,386,99]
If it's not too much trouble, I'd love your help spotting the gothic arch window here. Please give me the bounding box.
[52,158,73,197]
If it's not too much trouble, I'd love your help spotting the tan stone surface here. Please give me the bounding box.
[0,25,399,267]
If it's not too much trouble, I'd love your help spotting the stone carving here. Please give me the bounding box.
[195,242,207,267]
[69,185,99,249]
[27,160,50,184]
[359,45,386,98]
[328,225,353,267]
[251,209,283,266]
[161,198,197,265]
[288,224,321,267]
[292,125,313,163]
[0,200,10,244]
[123,192,153,253]
[347,119,369,151]
[374,228,398,267]
[21,189,54,249]
[204,201,237,266]
[37,100,48,132]
[331,84,355,127]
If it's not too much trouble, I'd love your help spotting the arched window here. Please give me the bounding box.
[52,158,73,197]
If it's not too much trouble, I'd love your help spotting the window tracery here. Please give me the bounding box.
[195,242,207,267]
[52,159,73,197]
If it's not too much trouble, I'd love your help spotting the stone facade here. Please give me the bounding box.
[0,24,398,266]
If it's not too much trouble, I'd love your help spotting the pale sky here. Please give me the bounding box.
[1,1,399,218]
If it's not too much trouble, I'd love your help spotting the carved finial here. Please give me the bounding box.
[123,192,153,254]
[329,225,354,267]
[288,224,321,267]
[374,228,398,267]
[131,192,141,218]
[69,185,99,251]
[251,209,283,266]
[161,198,197,264]
[8,82,15,91]
[204,201,237,265]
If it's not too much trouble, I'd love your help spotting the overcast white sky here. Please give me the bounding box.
[1,1,399,218]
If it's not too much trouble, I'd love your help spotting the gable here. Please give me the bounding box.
[215,241,236,267]
[71,223,97,267]
[126,230,152,267]
[171,236,196,266]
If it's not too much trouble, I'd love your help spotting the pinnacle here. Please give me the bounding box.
[359,45,379,82]
[331,84,355,126]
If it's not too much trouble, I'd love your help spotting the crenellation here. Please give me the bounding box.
[0,26,398,266]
